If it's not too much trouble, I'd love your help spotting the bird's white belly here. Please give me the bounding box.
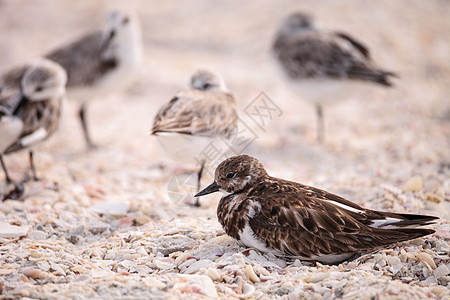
[0,116,23,153]
[239,224,276,254]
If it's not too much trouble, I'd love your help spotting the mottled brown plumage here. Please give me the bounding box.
[196,155,437,264]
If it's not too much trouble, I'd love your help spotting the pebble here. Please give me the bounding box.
[22,268,45,279]
[403,176,423,192]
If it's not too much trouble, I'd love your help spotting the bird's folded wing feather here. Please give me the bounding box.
[248,180,434,257]
[152,89,237,137]
[276,32,386,81]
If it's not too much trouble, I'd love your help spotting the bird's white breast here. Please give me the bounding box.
[0,116,23,153]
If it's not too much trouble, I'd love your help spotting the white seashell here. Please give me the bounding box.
[174,252,190,265]
[389,264,403,275]
[240,283,255,298]
[434,264,450,279]
[28,230,47,241]
[176,274,218,298]
[0,222,30,238]
[71,265,87,274]
[184,259,212,274]
[154,258,174,270]
[90,201,129,216]
[206,268,221,281]
[418,252,437,270]
[387,256,401,266]
[37,261,51,272]
[50,262,66,276]
[304,272,330,283]
[178,258,196,271]
[377,259,387,267]
[246,264,260,283]
[22,268,45,279]
[137,246,148,256]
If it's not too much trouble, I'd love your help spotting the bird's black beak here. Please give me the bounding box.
[195,181,219,197]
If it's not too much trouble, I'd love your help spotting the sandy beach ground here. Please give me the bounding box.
[0,0,449,299]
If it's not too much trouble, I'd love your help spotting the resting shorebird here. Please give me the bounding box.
[151,70,238,206]
[46,10,143,149]
[196,155,437,264]
[273,12,396,142]
[0,58,67,190]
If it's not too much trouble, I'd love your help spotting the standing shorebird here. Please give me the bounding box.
[0,58,67,193]
[151,70,238,206]
[196,155,438,264]
[273,12,396,142]
[46,10,143,149]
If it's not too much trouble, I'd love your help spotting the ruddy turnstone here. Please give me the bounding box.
[46,10,143,149]
[195,155,438,264]
[272,12,396,142]
[151,69,238,206]
[0,58,67,188]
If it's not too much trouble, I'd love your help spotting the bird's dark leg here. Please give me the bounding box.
[316,104,324,143]
[79,103,96,149]
[193,160,205,207]
[0,154,12,184]
[29,150,38,181]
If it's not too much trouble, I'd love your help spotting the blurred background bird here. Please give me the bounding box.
[45,9,143,149]
[0,58,67,196]
[151,69,238,206]
[272,12,396,142]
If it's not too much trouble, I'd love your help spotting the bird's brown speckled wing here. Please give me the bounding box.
[46,31,117,87]
[151,89,238,138]
[273,31,395,85]
[247,178,436,260]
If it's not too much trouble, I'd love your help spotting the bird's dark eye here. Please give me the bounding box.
[122,17,130,25]
[109,30,116,39]
[35,86,43,92]
[226,172,235,179]
[202,83,211,90]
